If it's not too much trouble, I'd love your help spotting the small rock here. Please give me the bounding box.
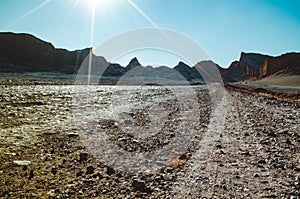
[267,131,277,137]
[155,161,166,167]
[124,120,133,126]
[92,173,103,179]
[241,151,250,156]
[51,167,57,175]
[28,169,34,180]
[258,159,266,164]
[178,153,187,160]
[106,166,114,176]
[13,160,31,166]
[76,170,84,177]
[118,138,127,142]
[221,184,227,190]
[219,150,226,154]
[133,139,140,144]
[79,152,88,162]
[286,138,292,145]
[132,180,152,194]
[165,167,173,173]
[67,132,79,138]
[86,166,95,175]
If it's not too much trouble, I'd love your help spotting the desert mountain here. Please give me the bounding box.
[0,32,91,73]
[0,32,299,83]
[125,57,141,71]
[221,52,300,82]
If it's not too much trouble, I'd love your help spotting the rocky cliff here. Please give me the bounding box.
[221,52,300,82]
[0,32,90,73]
[267,53,300,75]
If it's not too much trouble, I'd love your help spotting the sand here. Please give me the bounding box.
[247,75,300,87]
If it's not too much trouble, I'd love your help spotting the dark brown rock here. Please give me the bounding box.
[51,167,57,175]
[106,166,114,176]
[79,152,89,162]
[86,166,95,175]
[28,169,34,180]
[132,180,152,194]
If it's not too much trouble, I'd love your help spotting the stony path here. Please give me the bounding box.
[0,85,299,198]
[175,91,300,198]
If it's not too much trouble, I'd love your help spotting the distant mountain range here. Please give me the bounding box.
[0,32,299,84]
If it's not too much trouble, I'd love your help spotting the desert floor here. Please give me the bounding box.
[0,85,299,198]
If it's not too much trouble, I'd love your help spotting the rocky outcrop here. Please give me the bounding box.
[220,52,300,82]
[174,61,203,81]
[125,57,141,71]
[0,32,90,73]
[240,53,268,78]
[267,53,300,75]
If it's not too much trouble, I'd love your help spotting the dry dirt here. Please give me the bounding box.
[0,84,299,198]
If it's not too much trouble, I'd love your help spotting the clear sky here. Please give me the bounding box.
[1,0,300,68]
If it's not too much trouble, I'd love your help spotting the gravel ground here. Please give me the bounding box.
[0,85,299,198]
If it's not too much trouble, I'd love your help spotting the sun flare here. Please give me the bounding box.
[86,0,114,11]
[88,0,104,9]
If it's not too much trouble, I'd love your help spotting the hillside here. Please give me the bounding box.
[0,32,92,73]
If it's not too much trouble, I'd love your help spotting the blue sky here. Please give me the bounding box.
[1,0,300,67]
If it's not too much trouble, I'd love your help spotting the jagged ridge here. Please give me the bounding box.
[0,32,299,83]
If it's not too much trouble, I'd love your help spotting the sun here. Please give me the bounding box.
[74,0,123,14]
[88,0,105,9]
[86,0,115,11]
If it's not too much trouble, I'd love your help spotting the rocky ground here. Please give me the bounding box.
[0,84,299,198]
[227,84,300,106]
